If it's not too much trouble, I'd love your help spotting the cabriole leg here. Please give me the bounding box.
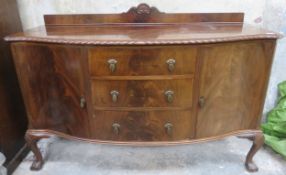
[25,132,50,171]
[239,132,264,172]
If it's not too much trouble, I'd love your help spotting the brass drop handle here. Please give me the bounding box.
[110,90,119,102]
[164,123,173,136]
[112,123,120,135]
[166,59,176,72]
[165,90,174,103]
[199,96,205,108]
[107,59,117,73]
[80,96,86,108]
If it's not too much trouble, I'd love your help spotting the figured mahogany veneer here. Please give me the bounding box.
[5,3,280,173]
[91,79,194,108]
[90,110,195,141]
[196,40,276,138]
[88,46,197,76]
[11,43,89,138]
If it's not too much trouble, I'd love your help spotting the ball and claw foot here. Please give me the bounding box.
[245,161,258,172]
[30,160,44,171]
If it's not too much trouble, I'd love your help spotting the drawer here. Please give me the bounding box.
[88,46,197,76]
[90,110,195,141]
[91,78,193,108]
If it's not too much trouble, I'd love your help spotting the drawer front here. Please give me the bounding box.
[88,46,197,76]
[90,110,195,141]
[91,79,193,108]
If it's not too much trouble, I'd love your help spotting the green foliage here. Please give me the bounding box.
[262,81,286,158]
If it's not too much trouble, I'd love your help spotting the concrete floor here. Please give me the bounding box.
[13,136,286,175]
[0,153,6,175]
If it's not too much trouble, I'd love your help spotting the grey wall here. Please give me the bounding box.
[262,1,286,120]
[16,0,286,121]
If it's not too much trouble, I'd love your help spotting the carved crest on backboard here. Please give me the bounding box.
[126,3,163,16]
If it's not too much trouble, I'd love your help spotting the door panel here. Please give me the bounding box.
[196,40,275,138]
[12,43,89,137]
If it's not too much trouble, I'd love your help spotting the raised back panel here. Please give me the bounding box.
[44,3,244,26]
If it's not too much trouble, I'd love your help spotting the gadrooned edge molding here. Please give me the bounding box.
[4,34,281,45]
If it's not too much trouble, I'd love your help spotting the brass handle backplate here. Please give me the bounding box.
[164,123,173,136]
[107,59,117,73]
[80,97,86,108]
[112,123,120,135]
[199,96,205,108]
[166,59,176,72]
[110,90,119,102]
[165,90,174,103]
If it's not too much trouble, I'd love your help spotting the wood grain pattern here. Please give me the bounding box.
[4,24,280,45]
[91,79,193,108]
[4,4,280,46]
[88,46,197,76]
[90,110,195,141]
[5,3,279,172]
[90,75,194,80]
[11,43,89,138]
[195,40,276,138]
[44,3,244,25]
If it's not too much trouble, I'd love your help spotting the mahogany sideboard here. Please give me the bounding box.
[4,3,281,172]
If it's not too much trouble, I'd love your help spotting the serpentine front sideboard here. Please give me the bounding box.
[4,3,281,172]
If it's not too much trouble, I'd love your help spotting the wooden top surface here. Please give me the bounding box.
[5,23,280,45]
[4,3,281,45]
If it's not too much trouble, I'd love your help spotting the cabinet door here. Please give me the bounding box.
[196,40,276,138]
[12,43,89,138]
